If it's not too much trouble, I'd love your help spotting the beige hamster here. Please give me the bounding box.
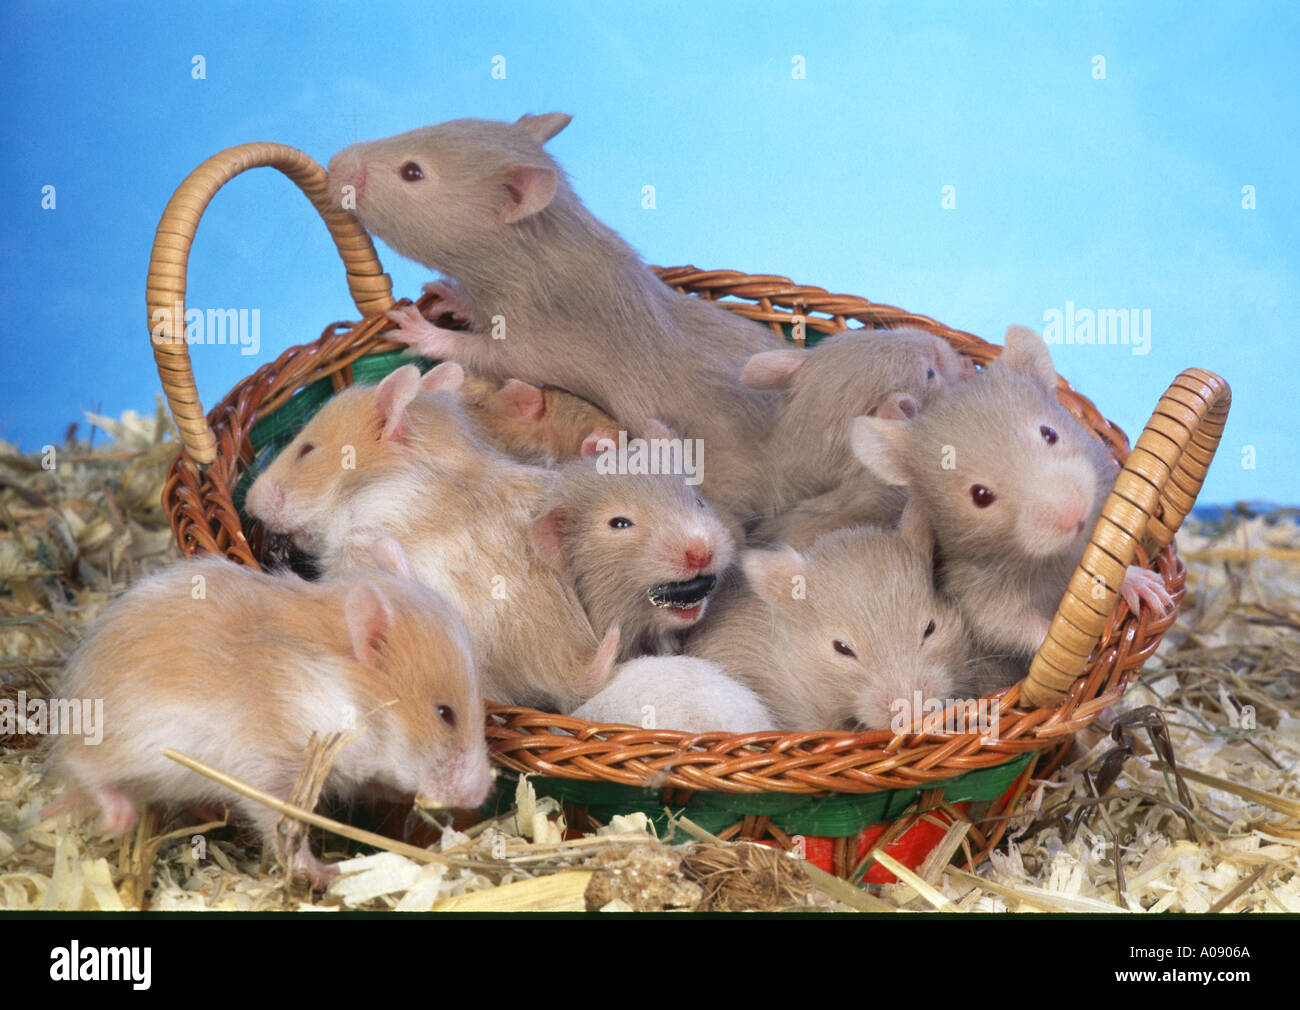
[244,363,611,712]
[42,538,489,889]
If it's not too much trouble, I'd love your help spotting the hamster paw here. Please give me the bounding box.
[293,843,340,892]
[422,280,471,321]
[1119,565,1174,615]
[384,305,462,358]
[94,785,139,836]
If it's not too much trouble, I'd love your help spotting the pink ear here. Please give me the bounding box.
[516,112,572,144]
[501,165,557,223]
[999,325,1058,391]
[741,545,806,609]
[872,392,918,421]
[369,536,415,579]
[374,365,423,441]
[345,582,394,666]
[580,429,618,458]
[580,625,621,696]
[740,349,806,390]
[849,416,911,486]
[529,507,569,572]
[493,379,546,422]
[419,360,465,394]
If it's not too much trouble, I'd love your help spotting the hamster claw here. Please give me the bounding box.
[384,306,461,358]
[1119,565,1174,616]
[293,843,340,892]
[421,280,471,321]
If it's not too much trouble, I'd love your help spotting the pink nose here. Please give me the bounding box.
[684,544,713,571]
[1053,505,1085,534]
[249,481,284,522]
[326,157,365,196]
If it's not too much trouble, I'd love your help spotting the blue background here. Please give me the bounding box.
[1,0,1296,504]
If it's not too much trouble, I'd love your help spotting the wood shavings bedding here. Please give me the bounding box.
[0,414,1295,911]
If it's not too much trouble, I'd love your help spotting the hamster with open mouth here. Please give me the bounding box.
[530,426,736,660]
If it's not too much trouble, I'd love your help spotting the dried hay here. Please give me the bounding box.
[1,411,1296,912]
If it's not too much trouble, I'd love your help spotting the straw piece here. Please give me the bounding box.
[160,748,450,867]
[432,870,594,912]
[871,851,954,910]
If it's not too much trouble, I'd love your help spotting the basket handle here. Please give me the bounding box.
[1023,367,1231,707]
[146,142,396,465]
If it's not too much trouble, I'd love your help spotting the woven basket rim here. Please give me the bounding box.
[159,268,1215,798]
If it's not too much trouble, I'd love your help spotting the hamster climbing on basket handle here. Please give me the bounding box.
[145,140,1229,799]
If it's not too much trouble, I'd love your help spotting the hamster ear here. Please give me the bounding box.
[517,112,572,145]
[848,416,911,486]
[741,545,806,609]
[898,498,935,559]
[580,429,618,458]
[999,325,1058,391]
[375,365,424,442]
[871,392,918,421]
[345,582,395,666]
[740,349,806,390]
[580,624,621,697]
[419,361,465,394]
[491,379,546,422]
[501,164,557,223]
[529,507,569,572]
[369,536,415,580]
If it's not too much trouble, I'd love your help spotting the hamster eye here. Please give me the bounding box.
[437,704,456,727]
[400,161,425,182]
[926,366,937,381]
[296,442,315,460]
[832,640,857,659]
[970,484,996,508]
[923,619,936,640]
[608,516,634,529]
[695,496,706,509]
[1040,425,1059,445]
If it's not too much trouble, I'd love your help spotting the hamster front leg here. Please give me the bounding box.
[241,791,339,891]
[384,306,519,378]
[422,280,472,323]
[1119,565,1175,615]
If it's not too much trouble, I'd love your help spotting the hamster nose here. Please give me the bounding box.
[248,480,283,521]
[684,544,713,571]
[1052,504,1085,534]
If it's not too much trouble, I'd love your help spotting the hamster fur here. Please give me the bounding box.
[327,113,787,525]
[850,324,1174,664]
[42,541,489,889]
[244,363,610,712]
[530,437,736,660]
[686,507,972,732]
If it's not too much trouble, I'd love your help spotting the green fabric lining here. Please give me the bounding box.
[484,752,1034,840]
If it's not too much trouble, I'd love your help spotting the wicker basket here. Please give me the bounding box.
[147,143,1230,880]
